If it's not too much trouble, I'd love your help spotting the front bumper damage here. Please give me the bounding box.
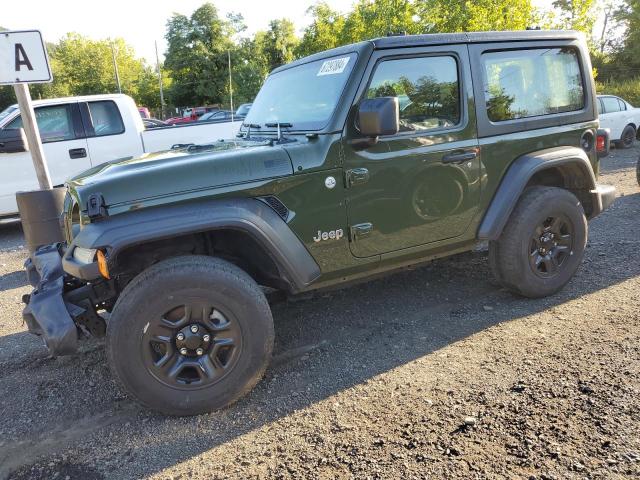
[22,244,114,356]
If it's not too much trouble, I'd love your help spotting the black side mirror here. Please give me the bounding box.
[358,97,399,137]
[0,128,28,153]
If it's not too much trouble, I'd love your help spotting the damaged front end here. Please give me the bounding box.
[22,243,116,356]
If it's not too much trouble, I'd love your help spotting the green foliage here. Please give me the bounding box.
[609,0,640,79]
[297,0,537,57]
[163,3,236,107]
[416,0,535,32]
[596,78,640,106]
[340,0,421,43]
[257,19,299,72]
[297,3,346,57]
[0,33,158,111]
[552,0,598,33]
[43,34,145,98]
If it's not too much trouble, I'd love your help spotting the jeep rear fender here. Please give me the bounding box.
[478,147,600,241]
[63,198,321,292]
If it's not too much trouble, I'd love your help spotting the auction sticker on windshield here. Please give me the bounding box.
[318,57,350,76]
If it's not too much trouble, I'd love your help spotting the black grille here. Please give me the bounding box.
[259,196,289,220]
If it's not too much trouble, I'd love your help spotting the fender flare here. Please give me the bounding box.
[63,198,321,292]
[477,147,598,241]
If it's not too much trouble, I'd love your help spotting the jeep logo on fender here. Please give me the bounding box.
[313,229,344,242]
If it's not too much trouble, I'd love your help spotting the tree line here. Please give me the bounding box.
[1,0,640,115]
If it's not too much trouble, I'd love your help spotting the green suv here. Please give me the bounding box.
[23,30,615,415]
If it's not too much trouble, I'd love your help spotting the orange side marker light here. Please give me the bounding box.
[97,250,110,279]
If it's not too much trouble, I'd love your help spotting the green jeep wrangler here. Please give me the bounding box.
[23,30,615,415]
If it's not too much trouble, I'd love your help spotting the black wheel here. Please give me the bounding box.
[618,125,636,149]
[106,256,274,415]
[489,186,587,298]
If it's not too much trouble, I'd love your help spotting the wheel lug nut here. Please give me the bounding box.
[190,325,199,333]
[179,347,188,355]
[176,333,185,341]
[203,334,210,342]
[196,348,204,355]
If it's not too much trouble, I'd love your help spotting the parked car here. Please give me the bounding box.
[235,103,252,118]
[23,30,615,416]
[597,95,640,149]
[198,110,234,123]
[142,118,171,129]
[166,106,219,125]
[138,107,151,119]
[0,94,242,217]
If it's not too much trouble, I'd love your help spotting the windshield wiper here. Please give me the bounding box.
[240,123,261,138]
[265,122,293,142]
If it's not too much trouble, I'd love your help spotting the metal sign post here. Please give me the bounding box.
[1,30,53,190]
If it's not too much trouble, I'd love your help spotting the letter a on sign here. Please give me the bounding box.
[0,30,52,84]
[15,43,34,71]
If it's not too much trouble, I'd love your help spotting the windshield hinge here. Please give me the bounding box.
[87,193,107,220]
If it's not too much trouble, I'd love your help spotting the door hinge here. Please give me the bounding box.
[345,167,370,187]
[350,222,373,240]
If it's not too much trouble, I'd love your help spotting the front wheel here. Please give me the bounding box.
[489,186,587,298]
[106,256,274,415]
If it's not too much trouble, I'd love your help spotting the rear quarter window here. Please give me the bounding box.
[482,47,584,122]
[88,101,124,137]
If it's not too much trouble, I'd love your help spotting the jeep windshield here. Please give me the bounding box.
[243,53,357,131]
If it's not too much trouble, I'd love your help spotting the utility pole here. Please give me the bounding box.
[111,42,121,94]
[228,50,234,122]
[155,40,165,119]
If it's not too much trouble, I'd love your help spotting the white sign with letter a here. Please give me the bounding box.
[0,30,52,84]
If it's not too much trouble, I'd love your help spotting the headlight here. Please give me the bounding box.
[73,247,97,264]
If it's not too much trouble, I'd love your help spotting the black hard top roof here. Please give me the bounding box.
[372,29,581,49]
[271,30,582,74]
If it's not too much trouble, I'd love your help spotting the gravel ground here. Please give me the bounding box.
[0,146,638,480]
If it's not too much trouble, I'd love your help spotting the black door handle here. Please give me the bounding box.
[69,148,87,159]
[442,150,477,164]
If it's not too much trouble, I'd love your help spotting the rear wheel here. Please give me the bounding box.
[106,256,274,415]
[618,125,636,149]
[489,186,587,298]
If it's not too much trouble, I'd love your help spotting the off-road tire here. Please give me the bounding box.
[618,125,636,149]
[489,186,587,298]
[106,255,274,416]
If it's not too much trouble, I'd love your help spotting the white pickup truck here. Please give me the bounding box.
[0,94,242,217]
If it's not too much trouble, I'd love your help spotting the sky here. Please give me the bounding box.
[2,0,348,64]
[2,0,589,65]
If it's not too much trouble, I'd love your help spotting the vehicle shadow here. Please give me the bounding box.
[1,193,639,479]
[0,221,24,251]
[0,270,28,292]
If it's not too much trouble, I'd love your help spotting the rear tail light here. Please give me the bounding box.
[596,134,606,152]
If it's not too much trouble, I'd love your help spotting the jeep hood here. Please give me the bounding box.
[67,140,293,209]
